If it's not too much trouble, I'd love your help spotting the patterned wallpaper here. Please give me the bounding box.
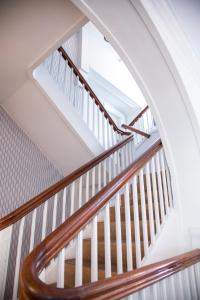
[0,106,62,217]
[0,106,64,299]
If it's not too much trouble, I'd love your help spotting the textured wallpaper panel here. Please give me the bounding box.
[0,106,62,217]
[0,106,65,299]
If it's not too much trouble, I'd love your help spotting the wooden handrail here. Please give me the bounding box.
[58,46,130,136]
[20,139,163,300]
[0,135,133,230]
[20,249,200,300]
[122,124,150,138]
[129,105,149,126]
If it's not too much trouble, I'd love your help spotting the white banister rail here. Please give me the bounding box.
[0,136,135,300]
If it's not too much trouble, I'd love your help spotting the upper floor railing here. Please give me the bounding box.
[122,106,156,145]
[42,46,130,149]
[20,139,174,299]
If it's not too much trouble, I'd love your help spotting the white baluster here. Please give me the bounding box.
[107,120,110,148]
[98,163,102,191]
[102,113,106,149]
[151,157,161,234]
[109,155,112,182]
[103,158,107,187]
[113,151,117,178]
[63,61,67,94]
[160,278,168,300]
[168,274,176,299]
[41,201,48,240]
[29,208,37,252]
[182,268,192,299]
[109,124,113,148]
[56,51,62,83]
[115,193,123,274]
[87,92,90,127]
[128,140,133,164]
[104,117,108,149]
[85,171,90,203]
[92,100,95,134]
[125,143,130,167]
[113,151,118,177]
[52,193,58,232]
[160,149,169,215]
[70,182,75,215]
[123,144,128,168]
[194,263,200,298]
[145,162,155,244]
[155,152,165,223]
[97,107,101,143]
[91,167,98,282]
[75,177,83,286]
[121,145,126,171]
[75,231,83,287]
[104,202,111,277]
[69,69,73,105]
[40,201,49,282]
[166,163,173,208]
[188,265,198,300]
[139,169,149,257]
[152,283,159,300]
[176,271,185,300]
[124,183,133,271]
[49,52,54,74]
[12,217,25,300]
[116,149,121,175]
[131,139,135,162]
[57,188,67,288]
[0,226,13,300]
[112,127,115,146]
[103,159,111,277]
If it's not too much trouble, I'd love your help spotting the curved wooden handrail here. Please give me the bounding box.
[58,46,130,136]
[0,135,133,231]
[129,105,149,126]
[20,249,200,300]
[122,124,150,138]
[20,139,163,300]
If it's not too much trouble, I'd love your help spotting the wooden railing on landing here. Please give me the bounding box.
[20,138,174,300]
[0,135,136,300]
[129,105,149,127]
[58,46,130,137]
[122,105,155,145]
[0,136,133,230]
[122,124,150,138]
[21,249,200,299]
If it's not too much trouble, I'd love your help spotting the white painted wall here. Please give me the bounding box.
[81,22,146,107]
[88,69,140,125]
[143,210,183,265]
[0,0,101,176]
[167,0,200,59]
[72,0,200,254]
[0,0,86,103]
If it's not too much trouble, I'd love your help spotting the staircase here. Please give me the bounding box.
[61,185,150,288]
[1,46,198,300]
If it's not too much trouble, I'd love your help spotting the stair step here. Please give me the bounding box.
[97,220,151,242]
[109,204,150,221]
[63,259,109,288]
[82,239,144,270]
